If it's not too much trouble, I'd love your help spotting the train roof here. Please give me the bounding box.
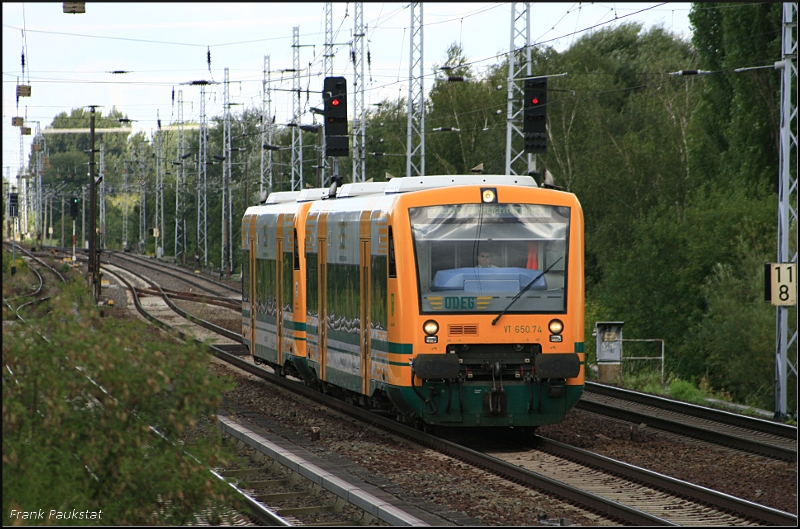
[335,181,390,198]
[259,174,541,207]
[384,174,538,193]
[297,188,330,202]
[263,191,301,204]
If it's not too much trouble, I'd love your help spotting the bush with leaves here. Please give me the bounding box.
[3,279,239,525]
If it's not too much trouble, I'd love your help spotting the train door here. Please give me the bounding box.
[248,215,257,351]
[275,235,284,369]
[318,212,328,381]
[360,239,372,394]
[360,211,372,396]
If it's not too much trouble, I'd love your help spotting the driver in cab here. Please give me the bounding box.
[477,251,498,268]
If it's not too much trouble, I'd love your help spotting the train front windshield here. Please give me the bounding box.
[410,203,570,314]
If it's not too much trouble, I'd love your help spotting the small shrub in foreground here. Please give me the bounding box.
[3,280,239,525]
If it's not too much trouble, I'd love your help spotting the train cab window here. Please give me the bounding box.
[409,203,570,314]
[388,226,397,278]
[293,229,300,270]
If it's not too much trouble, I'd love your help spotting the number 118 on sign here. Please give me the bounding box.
[765,263,797,306]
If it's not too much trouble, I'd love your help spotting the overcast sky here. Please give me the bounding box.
[2,2,693,184]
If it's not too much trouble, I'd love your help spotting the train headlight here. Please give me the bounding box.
[423,320,439,344]
[549,319,564,342]
[423,320,439,336]
[481,188,497,203]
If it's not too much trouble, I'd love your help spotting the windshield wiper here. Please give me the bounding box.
[491,256,563,326]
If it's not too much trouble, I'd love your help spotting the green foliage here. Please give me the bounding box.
[668,378,706,403]
[622,369,667,395]
[3,280,239,524]
[2,256,27,275]
[688,2,783,191]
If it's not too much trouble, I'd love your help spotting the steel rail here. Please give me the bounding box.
[579,390,796,462]
[585,381,797,440]
[106,249,239,294]
[534,436,798,526]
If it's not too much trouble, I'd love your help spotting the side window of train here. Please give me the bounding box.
[293,229,300,270]
[388,226,397,278]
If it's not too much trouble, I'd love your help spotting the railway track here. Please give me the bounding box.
[579,382,797,462]
[2,243,65,321]
[104,255,797,526]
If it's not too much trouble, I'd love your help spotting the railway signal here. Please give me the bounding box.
[9,192,19,218]
[523,77,547,154]
[70,197,79,218]
[323,76,348,157]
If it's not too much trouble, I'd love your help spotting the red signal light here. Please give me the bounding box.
[531,97,540,105]
[331,98,341,106]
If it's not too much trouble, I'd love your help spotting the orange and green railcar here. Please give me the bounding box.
[243,175,584,428]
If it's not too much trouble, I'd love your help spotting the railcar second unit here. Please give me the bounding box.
[243,175,584,428]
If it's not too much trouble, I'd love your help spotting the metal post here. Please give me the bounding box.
[81,185,85,250]
[99,142,106,251]
[12,217,17,275]
[775,1,798,420]
[353,2,366,182]
[406,2,425,177]
[88,106,99,302]
[291,27,303,191]
[505,2,532,177]
[222,68,230,277]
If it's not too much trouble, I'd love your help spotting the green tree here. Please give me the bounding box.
[687,2,783,190]
[3,281,238,524]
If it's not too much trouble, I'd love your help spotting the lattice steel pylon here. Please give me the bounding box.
[175,89,186,263]
[260,56,274,196]
[138,141,147,253]
[406,3,425,177]
[775,1,798,420]
[323,2,333,183]
[352,2,366,182]
[198,84,209,267]
[291,26,303,191]
[155,118,164,258]
[99,142,106,250]
[505,2,533,177]
[35,124,43,240]
[122,160,128,250]
[222,67,231,275]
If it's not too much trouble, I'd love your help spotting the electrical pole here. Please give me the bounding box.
[775,2,798,420]
[291,26,303,191]
[87,105,100,303]
[175,89,187,264]
[60,196,64,248]
[198,83,209,267]
[505,2,533,177]
[353,2,366,182]
[222,67,231,277]
[99,142,106,251]
[323,2,333,184]
[138,141,147,254]
[81,185,86,250]
[122,161,128,251]
[261,56,273,196]
[406,3,425,177]
[156,114,164,258]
